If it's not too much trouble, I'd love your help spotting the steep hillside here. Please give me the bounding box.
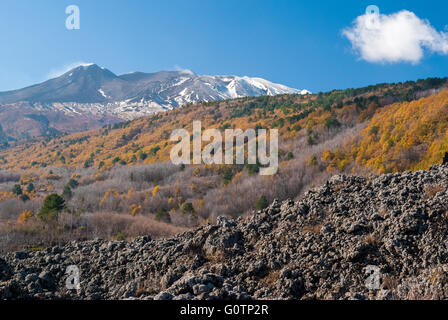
[321,89,448,174]
[2,165,448,300]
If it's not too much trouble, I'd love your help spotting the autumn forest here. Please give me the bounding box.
[1,77,447,252]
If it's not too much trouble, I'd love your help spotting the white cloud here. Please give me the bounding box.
[46,61,93,79]
[343,10,448,64]
[173,64,194,75]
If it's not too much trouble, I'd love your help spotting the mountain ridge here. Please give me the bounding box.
[0,64,308,106]
[0,64,308,142]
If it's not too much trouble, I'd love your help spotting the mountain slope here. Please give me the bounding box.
[0,77,446,171]
[0,65,307,142]
[0,64,122,104]
[0,65,307,106]
[320,89,448,174]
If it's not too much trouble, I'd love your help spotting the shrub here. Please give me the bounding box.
[324,115,340,128]
[245,163,259,174]
[62,185,73,199]
[12,184,22,195]
[222,167,233,185]
[26,183,35,193]
[256,195,269,210]
[307,134,315,146]
[139,152,148,161]
[44,173,62,180]
[152,185,160,196]
[149,146,161,156]
[307,155,318,166]
[130,204,142,216]
[17,210,34,225]
[115,232,126,241]
[67,179,79,189]
[155,207,171,223]
[20,173,37,184]
[182,202,195,214]
[370,125,379,136]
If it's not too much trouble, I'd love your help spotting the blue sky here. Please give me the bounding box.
[0,0,447,92]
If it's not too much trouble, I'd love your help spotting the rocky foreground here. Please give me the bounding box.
[3,166,448,300]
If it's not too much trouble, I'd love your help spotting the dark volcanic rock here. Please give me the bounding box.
[3,166,448,300]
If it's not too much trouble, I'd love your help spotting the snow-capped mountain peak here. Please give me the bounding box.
[0,65,310,120]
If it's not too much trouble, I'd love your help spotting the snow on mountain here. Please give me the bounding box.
[0,64,310,120]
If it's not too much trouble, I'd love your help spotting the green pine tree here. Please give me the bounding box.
[38,194,65,221]
[256,195,269,210]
